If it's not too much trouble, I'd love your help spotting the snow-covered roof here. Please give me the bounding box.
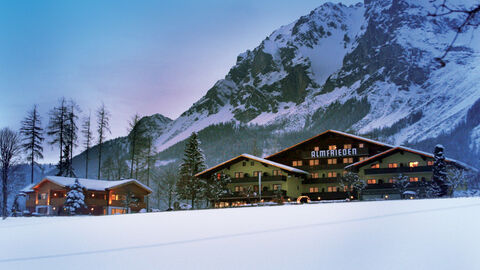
[31,176,153,193]
[265,129,394,159]
[345,146,478,172]
[196,153,308,178]
[20,183,35,193]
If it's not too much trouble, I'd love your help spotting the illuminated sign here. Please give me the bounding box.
[311,148,358,158]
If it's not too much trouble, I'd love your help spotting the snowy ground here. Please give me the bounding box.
[1,198,480,270]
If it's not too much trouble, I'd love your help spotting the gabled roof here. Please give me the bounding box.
[20,183,35,193]
[30,176,153,193]
[345,146,478,172]
[265,129,393,160]
[195,153,309,178]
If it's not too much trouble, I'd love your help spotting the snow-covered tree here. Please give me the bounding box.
[204,173,231,207]
[20,104,44,184]
[96,103,111,179]
[352,179,367,200]
[338,172,359,199]
[433,144,448,196]
[394,174,410,199]
[0,128,21,219]
[423,180,442,198]
[122,190,139,213]
[63,179,86,215]
[445,166,469,197]
[177,132,206,209]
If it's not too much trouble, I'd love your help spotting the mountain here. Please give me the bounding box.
[75,0,480,174]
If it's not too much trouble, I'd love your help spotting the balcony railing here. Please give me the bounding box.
[225,190,287,199]
[364,166,432,175]
[230,175,287,183]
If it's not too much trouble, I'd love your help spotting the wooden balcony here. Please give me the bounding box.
[364,166,432,175]
[230,175,287,183]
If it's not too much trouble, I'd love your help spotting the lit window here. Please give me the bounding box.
[427,161,434,166]
[359,157,366,161]
[309,187,319,193]
[327,171,337,178]
[409,161,419,167]
[388,178,396,183]
[343,157,353,164]
[292,160,302,167]
[344,144,352,149]
[273,184,282,191]
[328,145,337,150]
[234,186,243,192]
[371,164,380,169]
[327,158,337,165]
[40,193,47,200]
[309,159,319,166]
[388,163,398,168]
[409,177,419,182]
[314,146,320,151]
[234,172,244,178]
[327,186,337,192]
[273,170,282,176]
[367,179,377,184]
[359,143,364,148]
[217,173,222,180]
[253,171,261,177]
[311,173,319,179]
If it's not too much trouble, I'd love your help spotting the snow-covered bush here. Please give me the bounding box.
[63,179,87,215]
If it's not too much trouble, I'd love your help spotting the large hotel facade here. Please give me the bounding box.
[196,130,473,206]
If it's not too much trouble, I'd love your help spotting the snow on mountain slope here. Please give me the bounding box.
[148,0,480,166]
[2,198,480,269]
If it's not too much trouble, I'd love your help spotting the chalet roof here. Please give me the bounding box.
[345,146,478,172]
[265,129,394,160]
[29,176,153,193]
[20,183,35,193]
[195,153,309,178]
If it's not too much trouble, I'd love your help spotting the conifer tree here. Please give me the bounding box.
[63,100,80,177]
[96,103,111,179]
[433,144,448,196]
[64,179,86,215]
[394,173,410,199]
[48,98,68,176]
[20,104,44,184]
[338,172,359,200]
[81,112,94,178]
[128,114,146,178]
[177,132,206,209]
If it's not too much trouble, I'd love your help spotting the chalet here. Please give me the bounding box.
[21,176,152,215]
[196,130,475,206]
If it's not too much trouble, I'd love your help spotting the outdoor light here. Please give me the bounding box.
[91,208,94,211]
[410,196,414,200]
[350,196,354,199]
[92,194,95,197]
[317,197,320,200]
[385,195,389,199]
[53,193,57,197]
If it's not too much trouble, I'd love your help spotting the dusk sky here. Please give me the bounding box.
[0,0,359,163]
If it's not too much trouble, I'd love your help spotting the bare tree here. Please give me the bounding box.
[157,166,178,210]
[96,103,111,179]
[445,165,470,197]
[0,128,21,219]
[81,112,94,178]
[20,104,44,183]
[47,97,68,176]
[428,1,480,66]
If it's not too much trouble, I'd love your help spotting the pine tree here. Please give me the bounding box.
[20,104,44,184]
[48,98,68,176]
[394,173,410,199]
[338,172,359,200]
[433,144,448,196]
[0,128,21,219]
[96,103,111,179]
[177,132,206,209]
[81,112,94,178]
[63,100,80,177]
[128,114,148,178]
[64,179,86,215]
[205,173,231,207]
[143,136,155,210]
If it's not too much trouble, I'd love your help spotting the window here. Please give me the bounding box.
[242,162,246,167]
[250,161,254,166]
[234,186,243,192]
[234,172,244,178]
[314,146,320,151]
[427,160,434,166]
[40,193,47,200]
[409,161,419,167]
[367,179,377,184]
[328,145,337,150]
[327,186,337,192]
[327,171,337,178]
[292,160,303,167]
[309,159,319,166]
[359,157,366,161]
[388,163,398,168]
[309,187,319,193]
[388,178,396,183]
[273,184,282,191]
[254,185,259,192]
[409,177,419,182]
[253,171,262,177]
[311,173,319,179]
[343,157,353,164]
[343,144,352,149]
[327,158,337,165]
[371,164,380,169]
[273,170,282,176]
[359,143,364,148]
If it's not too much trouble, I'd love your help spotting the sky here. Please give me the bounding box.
[0,0,360,163]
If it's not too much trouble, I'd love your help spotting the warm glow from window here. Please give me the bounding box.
[409,177,419,182]
[292,160,303,167]
[327,158,337,165]
[309,187,319,193]
[388,178,395,183]
[314,146,319,151]
[234,172,244,178]
[273,170,282,176]
[328,145,337,150]
[409,161,419,167]
[273,184,282,191]
[311,173,319,179]
[343,157,353,164]
[371,164,380,169]
[327,186,337,192]
[359,143,364,148]
[427,161,434,166]
[367,179,376,184]
[359,157,366,161]
[327,171,337,178]
[343,144,352,149]
[388,163,398,168]
[309,159,319,166]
